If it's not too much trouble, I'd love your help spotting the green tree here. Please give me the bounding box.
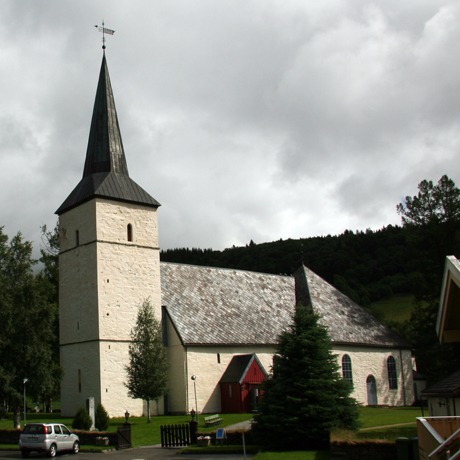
[397,175,460,383]
[95,403,110,431]
[125,299,168,422]
[0,228,62,427]
[72,406,92,431]
[252,304,360,449]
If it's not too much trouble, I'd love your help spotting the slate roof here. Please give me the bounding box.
[422,369,460,397]
[161,262,410,349]
[219,354,269,384]
[56,55,159,215]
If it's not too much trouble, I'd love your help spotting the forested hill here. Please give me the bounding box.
[160,224,416,307]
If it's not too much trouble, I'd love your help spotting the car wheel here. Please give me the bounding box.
[72,441,80,454]
[21,449,30,458]
[49,444,57,457]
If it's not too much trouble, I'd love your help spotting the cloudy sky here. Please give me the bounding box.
[1,1,460,259]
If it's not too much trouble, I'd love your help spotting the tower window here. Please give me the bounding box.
[217,353,221,363]
[387,356,398,390]
[78,369,81,393]
[76,230,80,247]
[127,224,133,242]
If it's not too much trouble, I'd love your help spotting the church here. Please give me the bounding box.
[56,54,414,418]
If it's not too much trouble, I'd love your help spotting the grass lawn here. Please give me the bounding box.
[254,451,330,459]
[0,406,422,453]
[370,293,415,323]
[358,406,423,428]
[0,412,253,448]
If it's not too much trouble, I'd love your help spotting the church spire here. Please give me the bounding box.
[83,55,129,177]
[56,55,160,215]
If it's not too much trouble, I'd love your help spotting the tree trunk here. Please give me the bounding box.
[13,407,21,429]
[147,400,151,423]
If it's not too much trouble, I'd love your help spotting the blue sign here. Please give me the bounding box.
[216,428,226,440]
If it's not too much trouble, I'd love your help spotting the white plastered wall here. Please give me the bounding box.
[59,198,161,417]
[334,345,414,406]
[165,339,414,414]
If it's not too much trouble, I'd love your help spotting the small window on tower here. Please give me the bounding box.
[217,353,221,363]
[127,224,133,242]
[76,230,80,247]
[78,369,81,393]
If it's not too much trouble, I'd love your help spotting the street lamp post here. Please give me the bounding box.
[191,375,199,424]
[23,378,28,427]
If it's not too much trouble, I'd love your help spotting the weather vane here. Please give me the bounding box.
[95,21,115,52]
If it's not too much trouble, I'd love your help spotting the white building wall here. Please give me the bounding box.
[334,345,414,407]
[165,342,414,415]
[59,198,161,418]
[184,345,275,414]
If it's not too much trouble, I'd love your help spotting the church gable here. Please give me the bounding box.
[296,266,410,348]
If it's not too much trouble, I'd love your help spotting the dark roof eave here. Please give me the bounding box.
[332,340,412,349]
[183,342,278,347]
[56,193,160,216]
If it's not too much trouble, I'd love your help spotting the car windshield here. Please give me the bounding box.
[23,425,45,435]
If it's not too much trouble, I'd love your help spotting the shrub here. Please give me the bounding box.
[95,403,110,431]
[72,406,92,431]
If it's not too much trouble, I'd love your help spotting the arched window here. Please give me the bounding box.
[127,224,133,242]
[342,354,353,385]
[387,356,398,389]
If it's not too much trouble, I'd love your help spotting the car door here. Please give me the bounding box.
[52,425,65,451]
[60,425,74,450]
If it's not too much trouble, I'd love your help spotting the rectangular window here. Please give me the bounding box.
[76,230,80,247]
[78,369,81,393]
[217,353,221,363]
[387,356,398,390]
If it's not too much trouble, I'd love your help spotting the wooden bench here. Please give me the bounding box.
[204,414,223,427]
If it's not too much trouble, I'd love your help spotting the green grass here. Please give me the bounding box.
[358,406,422,428]
[370,293,415,323]
[254,451,330,459]
[0,412,253,448]
[1,406,422,452]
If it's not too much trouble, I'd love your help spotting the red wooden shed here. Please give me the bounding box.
[219,354,269,413]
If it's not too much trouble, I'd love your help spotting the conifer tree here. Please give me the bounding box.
[252,304,359,449]
[125,300,168,422]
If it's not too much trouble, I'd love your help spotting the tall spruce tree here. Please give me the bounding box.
[252,304,359,449]
[125,299,168,422]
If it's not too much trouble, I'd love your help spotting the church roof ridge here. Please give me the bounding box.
[160,260,293,279]
[56,55,159,215]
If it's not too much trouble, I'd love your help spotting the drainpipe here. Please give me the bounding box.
[185,346,189,412]
[399,349,407,406]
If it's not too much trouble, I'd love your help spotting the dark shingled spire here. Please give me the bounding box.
[56,55,160,215]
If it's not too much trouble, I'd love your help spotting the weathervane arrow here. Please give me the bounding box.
[95,21,115,52]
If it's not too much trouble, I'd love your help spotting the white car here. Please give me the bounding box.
[19,423,80,457]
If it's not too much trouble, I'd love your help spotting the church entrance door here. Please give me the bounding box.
[367,375,378,405]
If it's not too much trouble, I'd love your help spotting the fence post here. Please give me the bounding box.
[190,421,198,444]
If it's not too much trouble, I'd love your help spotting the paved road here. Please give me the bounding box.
[0,447,254,460]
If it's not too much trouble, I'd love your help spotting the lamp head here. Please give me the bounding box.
[191,375,196,381]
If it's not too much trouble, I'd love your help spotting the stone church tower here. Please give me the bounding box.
[56,55,161,417]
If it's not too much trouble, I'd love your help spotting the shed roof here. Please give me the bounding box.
[161,262,410,349]
[422,369,460,397]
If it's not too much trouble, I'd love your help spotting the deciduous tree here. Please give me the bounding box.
[397,175,460,383]
[125,300,168,422]
[0,228,61,427]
